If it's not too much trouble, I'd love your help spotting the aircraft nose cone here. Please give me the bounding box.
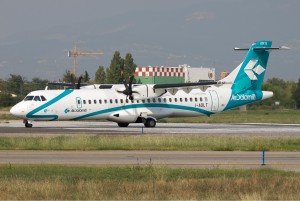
[10,104,25,118]
[10,105,18,116]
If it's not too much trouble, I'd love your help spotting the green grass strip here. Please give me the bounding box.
[1,135,300,151]
[0,165,300,200]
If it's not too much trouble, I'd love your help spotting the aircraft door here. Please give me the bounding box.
[209,90,219,112]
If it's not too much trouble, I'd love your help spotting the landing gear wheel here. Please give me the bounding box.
[118,123,129,127]
[24,121,33,128]
[144,118,156,128]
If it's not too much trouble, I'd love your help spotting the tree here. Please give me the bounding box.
[82,71,90,82]
[62,70,75,83]
[6,74,25,96]
[106,51,124,84]
[94,66,106,84]
[293,79,300,108]
[123,53,137,81]
[262,78,296,108]
[24,78,48,94]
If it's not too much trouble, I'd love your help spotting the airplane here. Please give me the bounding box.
[10,40,287,128]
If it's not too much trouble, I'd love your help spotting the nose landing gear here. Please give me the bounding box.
[24,120,33,128]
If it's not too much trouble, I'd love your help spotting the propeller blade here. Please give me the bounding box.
[76,76,83,89]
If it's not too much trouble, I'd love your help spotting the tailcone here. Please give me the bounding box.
[262,91,273,100]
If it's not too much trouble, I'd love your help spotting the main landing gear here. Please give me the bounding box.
[144,118,156,128]
[117,117,157,128]
[24,120,33,128]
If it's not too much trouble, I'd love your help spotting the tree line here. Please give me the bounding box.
[0,51,299,109]
[0,51,137,107]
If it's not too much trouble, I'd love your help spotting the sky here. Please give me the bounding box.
[0,0,299,81]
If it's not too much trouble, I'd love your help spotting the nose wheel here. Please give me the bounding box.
[24,120,33,128]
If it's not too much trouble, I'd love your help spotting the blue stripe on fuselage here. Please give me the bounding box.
[72,103,214,120]
[26,89,74,120]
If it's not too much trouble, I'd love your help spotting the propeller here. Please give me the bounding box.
[70,74,82,89]
[120,75,135,100]
[76,76,83,89]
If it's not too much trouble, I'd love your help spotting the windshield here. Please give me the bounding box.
[24,96,34,101]
[23,95,47,101]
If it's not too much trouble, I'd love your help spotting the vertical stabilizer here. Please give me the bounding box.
[221,40,272,92]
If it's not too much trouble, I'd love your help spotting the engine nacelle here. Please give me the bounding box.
[107,111,139,123]
[116,85,166,100]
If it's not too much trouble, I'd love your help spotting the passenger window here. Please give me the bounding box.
[120,99,123,104]
[115,99,118,104]
[41,96,47,101]
[200,97,203,102]
[195,98,198,102]
[158,98,161,103]
[147,99,151,103]
[185,98,188,102]
[190,98,193,102]
[88,100,91,104]
[142,100,145,103]
[163,98,167,102]
[180,98,182,102]
[152,98,156,103]
[126,99,129,103]
[110,99,113,104]
[83,100,86,104]
[174,98,177,102]
[77,99,81,105]
[34,96,41,101]
[169,98,172,102]
[94,100,97,104]
[99,99,102,104]
[104,99,107,104]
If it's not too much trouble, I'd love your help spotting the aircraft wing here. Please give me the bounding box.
[47,82,92,89]
[153,81,217,89]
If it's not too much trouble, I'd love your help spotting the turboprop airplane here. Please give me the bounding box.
[10,40,287,128]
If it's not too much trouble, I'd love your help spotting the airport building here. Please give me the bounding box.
[134,64,215,84]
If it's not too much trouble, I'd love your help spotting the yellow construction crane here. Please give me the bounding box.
[67,46,104,76]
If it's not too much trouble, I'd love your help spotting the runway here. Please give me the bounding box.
[1,121,299,172]
[0,120,300,136]
[1,150,300,171]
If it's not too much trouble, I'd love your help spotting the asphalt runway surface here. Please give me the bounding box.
[0,120,300,136]
[1,121,300,171]
[1,150,300,171]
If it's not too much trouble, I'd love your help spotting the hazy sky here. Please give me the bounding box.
[0,0,299,81]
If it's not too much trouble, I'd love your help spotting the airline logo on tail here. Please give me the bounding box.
[244,59,265,80]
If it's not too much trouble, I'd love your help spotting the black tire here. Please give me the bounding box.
[117,123,129,127]
[25,122,33,128]
[144,118,156,128]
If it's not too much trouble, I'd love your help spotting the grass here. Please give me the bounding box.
[160,109,300,124]
[1,135,300,151]
[0,165,299,200]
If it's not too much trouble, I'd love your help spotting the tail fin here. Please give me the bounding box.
[221,40,272,92]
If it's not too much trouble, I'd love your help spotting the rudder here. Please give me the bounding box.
[221,40,272,92]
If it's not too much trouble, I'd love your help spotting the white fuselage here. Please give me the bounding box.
[10,84,235,124]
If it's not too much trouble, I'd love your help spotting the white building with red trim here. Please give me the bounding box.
[135,64,215,84]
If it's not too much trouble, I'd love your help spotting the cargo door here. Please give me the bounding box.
[209,90,219,112]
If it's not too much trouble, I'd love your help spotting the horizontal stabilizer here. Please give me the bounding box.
[234,46,290,51]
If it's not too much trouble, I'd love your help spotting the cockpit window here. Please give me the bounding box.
[34,96,41,101]
[41,96,47,101]
[24,96,34,101]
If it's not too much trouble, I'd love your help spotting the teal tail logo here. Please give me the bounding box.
[232,40,272,92]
